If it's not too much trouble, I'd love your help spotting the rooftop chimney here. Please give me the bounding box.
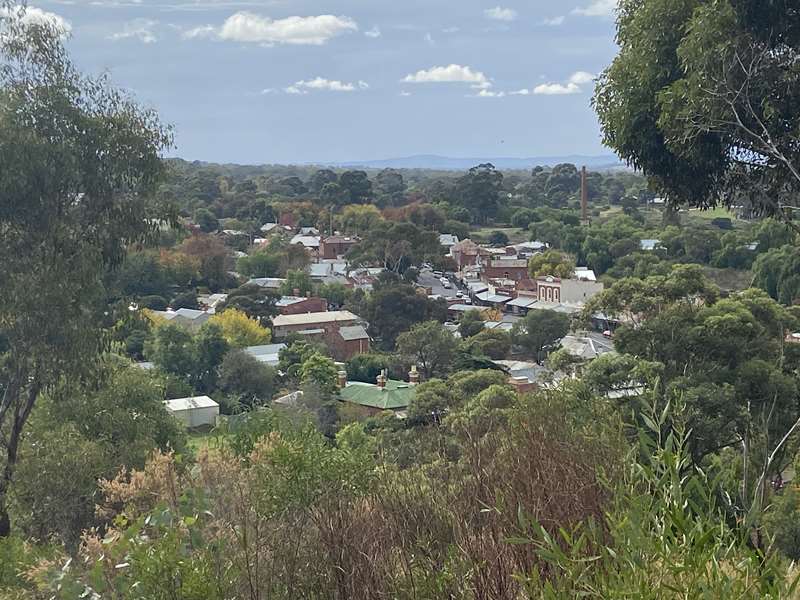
[408,364,420,385]
[376,369,387,389]
[580,165,589,225]
[337,370,347,389]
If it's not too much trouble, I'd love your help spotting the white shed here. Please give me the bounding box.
[164,396,219,428]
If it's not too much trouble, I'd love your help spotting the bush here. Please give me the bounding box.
[171,290,198,310]
[139,295,168,310]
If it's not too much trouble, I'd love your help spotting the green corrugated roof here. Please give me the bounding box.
[339,380,415,410]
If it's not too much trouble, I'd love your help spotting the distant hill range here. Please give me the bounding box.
[324,154,626,171]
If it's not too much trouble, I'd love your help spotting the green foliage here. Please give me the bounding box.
[218,349,276,409]
[455,163,503,224]
[458,309,485,339]
[511,310,570,357]
[11,364,185,550]
[487,230,510,247]
[171,290,198,310]
[316,282,351,308]
[299,353,339,397]
[595,0,800,223]
[347,221,442,273]
[345,352,391,384]
[280,269,314,296]
[145,322,229,393]
[753,244,800,304]
[518,398,797,598]
[396,320,458,380]
[366,281,447,350]
[219,284,280,326]
[527,250,575,278]
[193,207,219,233]
[462,328,512,360]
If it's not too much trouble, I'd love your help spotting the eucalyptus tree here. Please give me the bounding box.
[596,0,800,229]
[0,7,171,534]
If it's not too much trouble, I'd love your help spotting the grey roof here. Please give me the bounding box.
[484,321,514,331]
[507,297,537,308]
[476,292,512,304]
[339,325,370,341]
[559,333,615,360]
[495,359,550,384]
[448,303,476,312]
[276,296,307,307]
[527,301,582,315]
[247,277,286,289]
[164,395,219,412]
[467,282,489,293]
[244,343,287,366]
[513,241,547,251]
[175,308,206,319]
[273,310,359,328]
[291,234,321,248]
[439,233,459,246]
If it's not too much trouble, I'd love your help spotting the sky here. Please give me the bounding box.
[12,0,620,164]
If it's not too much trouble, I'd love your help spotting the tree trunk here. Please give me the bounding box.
[0,382,39,538]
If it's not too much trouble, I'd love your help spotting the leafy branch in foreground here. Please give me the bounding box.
[515,396,800,598]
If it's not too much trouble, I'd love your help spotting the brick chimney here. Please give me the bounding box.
[580,165,589,225]
[293,288,301,297]
[337,370,347,389]
[408,364,420,385]
[376,369,387,389]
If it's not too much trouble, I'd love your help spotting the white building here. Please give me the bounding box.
[164,396,219,428]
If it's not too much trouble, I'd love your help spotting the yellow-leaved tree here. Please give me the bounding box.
[210,308,271,348]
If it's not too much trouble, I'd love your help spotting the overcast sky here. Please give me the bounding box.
[20,0,620,164]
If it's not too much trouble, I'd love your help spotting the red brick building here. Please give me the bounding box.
[320,235,359,260]
[481,258,530,283]
[277,296,328,315]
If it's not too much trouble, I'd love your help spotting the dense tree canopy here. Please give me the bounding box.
[0,11,171,536]
[596,0,800,226]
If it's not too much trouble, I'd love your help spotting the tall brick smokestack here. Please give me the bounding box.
[581,165,588,224]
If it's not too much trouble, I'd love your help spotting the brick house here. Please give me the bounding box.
[320,235,359,260]
[272,311,360,338]
[276,296,329,315]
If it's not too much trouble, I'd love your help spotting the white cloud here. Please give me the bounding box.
[182,24,215,39]
[510,88,532,95]
[532,70,595,95]
[441,26,459,33]
[484,6,517,21]
[541,15,565,26]
[572,0,616,17]
[474,89,505,98]
[400,91,412,97]
[108,18,158,43]
[402,64,492,90]
[568,70,594,85]
[424,32,434,45]
[283,77,368,94]
[0,5,71,36]
[364,26,380,38]
[217,12,357,45]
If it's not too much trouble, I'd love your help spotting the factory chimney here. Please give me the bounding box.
[580,165,589,225]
